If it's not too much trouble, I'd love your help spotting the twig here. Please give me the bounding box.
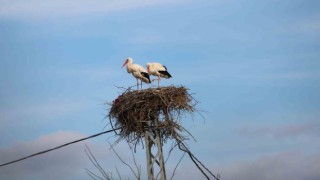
[85,168,104,180]
[85,145,110,179]
[165,141,179,164]
[115,166,122,180]
[109,143,140,180]
[170,152,185,180]
[131,147,141,178]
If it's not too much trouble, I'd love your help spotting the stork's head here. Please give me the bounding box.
[121,57,133,68]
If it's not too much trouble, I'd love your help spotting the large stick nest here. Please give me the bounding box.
[108,86,196,145]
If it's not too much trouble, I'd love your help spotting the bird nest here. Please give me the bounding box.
[108,86,196,146]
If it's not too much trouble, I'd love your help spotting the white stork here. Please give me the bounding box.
[146,62,172,87]
[122,57,151,89]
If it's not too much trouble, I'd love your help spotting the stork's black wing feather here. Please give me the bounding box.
[141,72,151,83]
[158,70,172,78]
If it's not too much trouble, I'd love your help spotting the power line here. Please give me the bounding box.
[177,140,220,180]
[0,127,120,167]
[1,126,220,180]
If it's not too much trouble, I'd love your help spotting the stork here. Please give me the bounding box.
[122,57,151,89]
[146,62,172,87]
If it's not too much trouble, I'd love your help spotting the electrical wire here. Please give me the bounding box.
[0,127,120,167]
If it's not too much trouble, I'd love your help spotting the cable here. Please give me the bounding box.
[0,127,120,167]
[177,140,220,180]
[1,126,220,179]
[177,141,210,180]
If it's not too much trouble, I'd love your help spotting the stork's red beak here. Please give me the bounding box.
[121,60,128,68]
[147,66,150,73]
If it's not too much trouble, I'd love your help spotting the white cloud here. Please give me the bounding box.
[0,0,191,20]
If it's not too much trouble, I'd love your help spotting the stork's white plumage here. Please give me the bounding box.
[122,58,151,89]
[146,62,172,87]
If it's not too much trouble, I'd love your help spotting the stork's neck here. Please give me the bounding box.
[126,61,133,72]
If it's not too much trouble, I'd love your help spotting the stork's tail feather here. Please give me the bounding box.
[159,71,172,79]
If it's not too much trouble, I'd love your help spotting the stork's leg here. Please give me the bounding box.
[136,79,139,90]
[140,80,143,89]
[158,76,160,87]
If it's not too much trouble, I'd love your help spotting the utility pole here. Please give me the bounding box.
[145,118,167,180]
[108,86,195,180]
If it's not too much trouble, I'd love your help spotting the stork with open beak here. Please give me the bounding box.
[122,58,151,89]
[146,62,172,87]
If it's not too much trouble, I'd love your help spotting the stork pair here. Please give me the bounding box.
[122,57,172,89]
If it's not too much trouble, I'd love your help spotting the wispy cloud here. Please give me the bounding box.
[0,131,147,180]
[129,34,165,45]
[0,0,191,20]
[221,151,320,180]
[171,59,320,85]
[0,100,87,125]
[60,65,122,82]
[0,131,90,179]
[239,121,320,139]
[162,151,320,180]
[237,71,320,81]
[283,13,320,39]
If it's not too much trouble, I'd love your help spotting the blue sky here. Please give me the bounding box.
[0,0,319,179]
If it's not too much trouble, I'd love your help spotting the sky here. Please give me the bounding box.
[0,0,319,179]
